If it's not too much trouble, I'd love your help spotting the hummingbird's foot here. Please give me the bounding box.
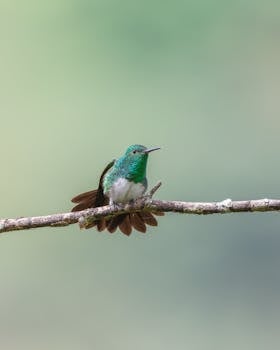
[109,200,123,211]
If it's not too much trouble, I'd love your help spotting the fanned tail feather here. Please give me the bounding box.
[130,213,146,233]
[138,212,158,226]
[107,214,127,233]
[152,211,165,216]
[105,211,162,235]
[119,215,132,236]
[97,218,107,231]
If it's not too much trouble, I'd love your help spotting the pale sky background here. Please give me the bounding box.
[0,1,280,349]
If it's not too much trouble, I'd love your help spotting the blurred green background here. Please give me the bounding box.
[1,1,280,349]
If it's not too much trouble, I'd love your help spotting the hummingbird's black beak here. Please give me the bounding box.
[144,147,161,154]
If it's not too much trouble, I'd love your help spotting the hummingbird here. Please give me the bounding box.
[71,144,163,235]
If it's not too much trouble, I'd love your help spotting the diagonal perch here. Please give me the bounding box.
[1,186,280,234]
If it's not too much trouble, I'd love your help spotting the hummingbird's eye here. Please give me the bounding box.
[132,150,137,154]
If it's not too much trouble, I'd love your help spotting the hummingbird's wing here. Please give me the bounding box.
[71,160,115,230]
[71,159,115,208]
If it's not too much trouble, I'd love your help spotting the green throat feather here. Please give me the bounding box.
[125,155,148,183]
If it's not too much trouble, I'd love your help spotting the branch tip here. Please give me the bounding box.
[147,181,162,198]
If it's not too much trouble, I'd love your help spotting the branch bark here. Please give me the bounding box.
[1,197,280,234]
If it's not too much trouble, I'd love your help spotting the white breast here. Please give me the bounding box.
[108,178,146,204]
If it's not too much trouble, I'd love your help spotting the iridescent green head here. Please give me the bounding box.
[118,144,160,183]
[124,144,160,156]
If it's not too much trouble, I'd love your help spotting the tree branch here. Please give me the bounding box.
[1,197,280,234]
